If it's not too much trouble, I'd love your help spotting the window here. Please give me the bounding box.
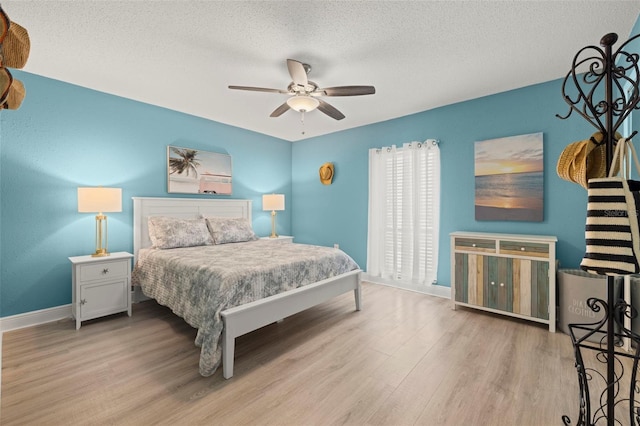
[367,140,440,286]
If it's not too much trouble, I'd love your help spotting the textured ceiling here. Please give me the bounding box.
[4,1,640,141]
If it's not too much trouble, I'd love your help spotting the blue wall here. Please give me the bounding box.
[0,72,292,317]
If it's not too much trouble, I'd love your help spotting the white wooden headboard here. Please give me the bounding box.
[132,197,253,259]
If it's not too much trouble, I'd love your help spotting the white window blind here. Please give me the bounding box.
[367,140,440,285]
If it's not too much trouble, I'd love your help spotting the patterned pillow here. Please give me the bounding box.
[147,216,214,249]
[205,217,258,244]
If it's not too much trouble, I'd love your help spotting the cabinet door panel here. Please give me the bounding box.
[533,261,549,320]
[512,259,521,314]
[519,260,532,316]
[454,249,548,319]
[454,253,468,303]
[467,254,478,305]
[475,255,484,307]
[80,279,128,320]
[496,257,513,312]
[531,262,539,318]
[486,256,499,309]
[455,253,485,307]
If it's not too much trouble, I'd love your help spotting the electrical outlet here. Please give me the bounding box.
[334,243,339,249]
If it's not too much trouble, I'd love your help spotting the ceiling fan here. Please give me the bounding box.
[228,59,375,121]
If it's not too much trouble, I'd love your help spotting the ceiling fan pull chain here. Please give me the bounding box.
[301,110,306,135]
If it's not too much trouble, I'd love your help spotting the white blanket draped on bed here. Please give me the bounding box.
[132,239,360,376]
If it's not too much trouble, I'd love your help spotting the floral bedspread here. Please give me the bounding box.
[131,240,360,376]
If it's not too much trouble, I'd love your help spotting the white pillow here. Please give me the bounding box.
[147,216,214,249]
[205,217,258,244]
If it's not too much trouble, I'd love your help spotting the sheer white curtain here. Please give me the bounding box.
[367,140,440,286]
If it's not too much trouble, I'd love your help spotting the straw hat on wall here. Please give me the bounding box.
[319,162,334,185]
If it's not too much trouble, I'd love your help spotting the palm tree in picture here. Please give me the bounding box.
[169,147,201,177]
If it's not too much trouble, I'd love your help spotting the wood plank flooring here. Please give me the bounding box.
[1,283,587,425]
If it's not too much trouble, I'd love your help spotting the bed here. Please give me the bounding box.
[131,197,362,379]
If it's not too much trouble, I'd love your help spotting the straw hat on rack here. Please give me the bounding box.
[0,5,30,110]
[556,132,620,189]
[3,21,30,69]
[0,7,29,69]
[1,76,24,109]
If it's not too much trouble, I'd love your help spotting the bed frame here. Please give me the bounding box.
[132,197,362,379]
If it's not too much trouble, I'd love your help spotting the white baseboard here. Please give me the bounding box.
[362,274,452,299]
[0,304,72,333]
[1,289,149,333]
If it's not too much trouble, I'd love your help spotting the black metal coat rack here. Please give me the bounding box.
[558,32,640,425]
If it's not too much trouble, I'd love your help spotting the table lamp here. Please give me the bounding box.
[262,193,285,238]
[78,187,122,256]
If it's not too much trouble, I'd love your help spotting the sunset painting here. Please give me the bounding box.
[475,132,543,221]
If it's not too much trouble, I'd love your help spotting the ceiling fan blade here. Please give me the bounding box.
[317,99,345,120]
[287,59,308,87]
[228,85,288,94]
[320,86,376,96]
[270,102,290,117]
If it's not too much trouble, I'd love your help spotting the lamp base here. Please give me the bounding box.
[270,210,279,238]
[91,249,110,257]
[91,214,110,257]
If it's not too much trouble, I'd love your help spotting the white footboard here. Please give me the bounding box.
[221,269,362,379]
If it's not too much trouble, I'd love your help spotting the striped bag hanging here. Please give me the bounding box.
[581,138,640,275]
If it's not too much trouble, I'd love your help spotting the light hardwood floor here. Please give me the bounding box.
[1,282,583,425]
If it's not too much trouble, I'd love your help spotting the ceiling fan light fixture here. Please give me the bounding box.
[287,95,319,112]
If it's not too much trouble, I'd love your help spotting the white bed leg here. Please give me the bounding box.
[354,287,362,311]
[222,327,235,379]
[353,273,362,311]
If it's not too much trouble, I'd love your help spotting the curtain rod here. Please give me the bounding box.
[375,139,439,153]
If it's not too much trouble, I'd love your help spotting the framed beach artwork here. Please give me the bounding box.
[474,132,544,222]
[167,146,233,195]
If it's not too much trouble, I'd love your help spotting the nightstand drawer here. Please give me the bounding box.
[499,241,549,258]
[79,259,128,282]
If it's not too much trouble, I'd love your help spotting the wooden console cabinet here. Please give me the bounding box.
[450,232,557,332]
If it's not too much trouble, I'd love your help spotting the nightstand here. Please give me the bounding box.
[68,252,134,330]
[260,236,294,243]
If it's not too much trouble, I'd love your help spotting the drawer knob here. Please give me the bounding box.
[472,243,477,247]
[102,268,109,274]
[491,281,495,285]
[500,283,505,287]
[520,247,525,251]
